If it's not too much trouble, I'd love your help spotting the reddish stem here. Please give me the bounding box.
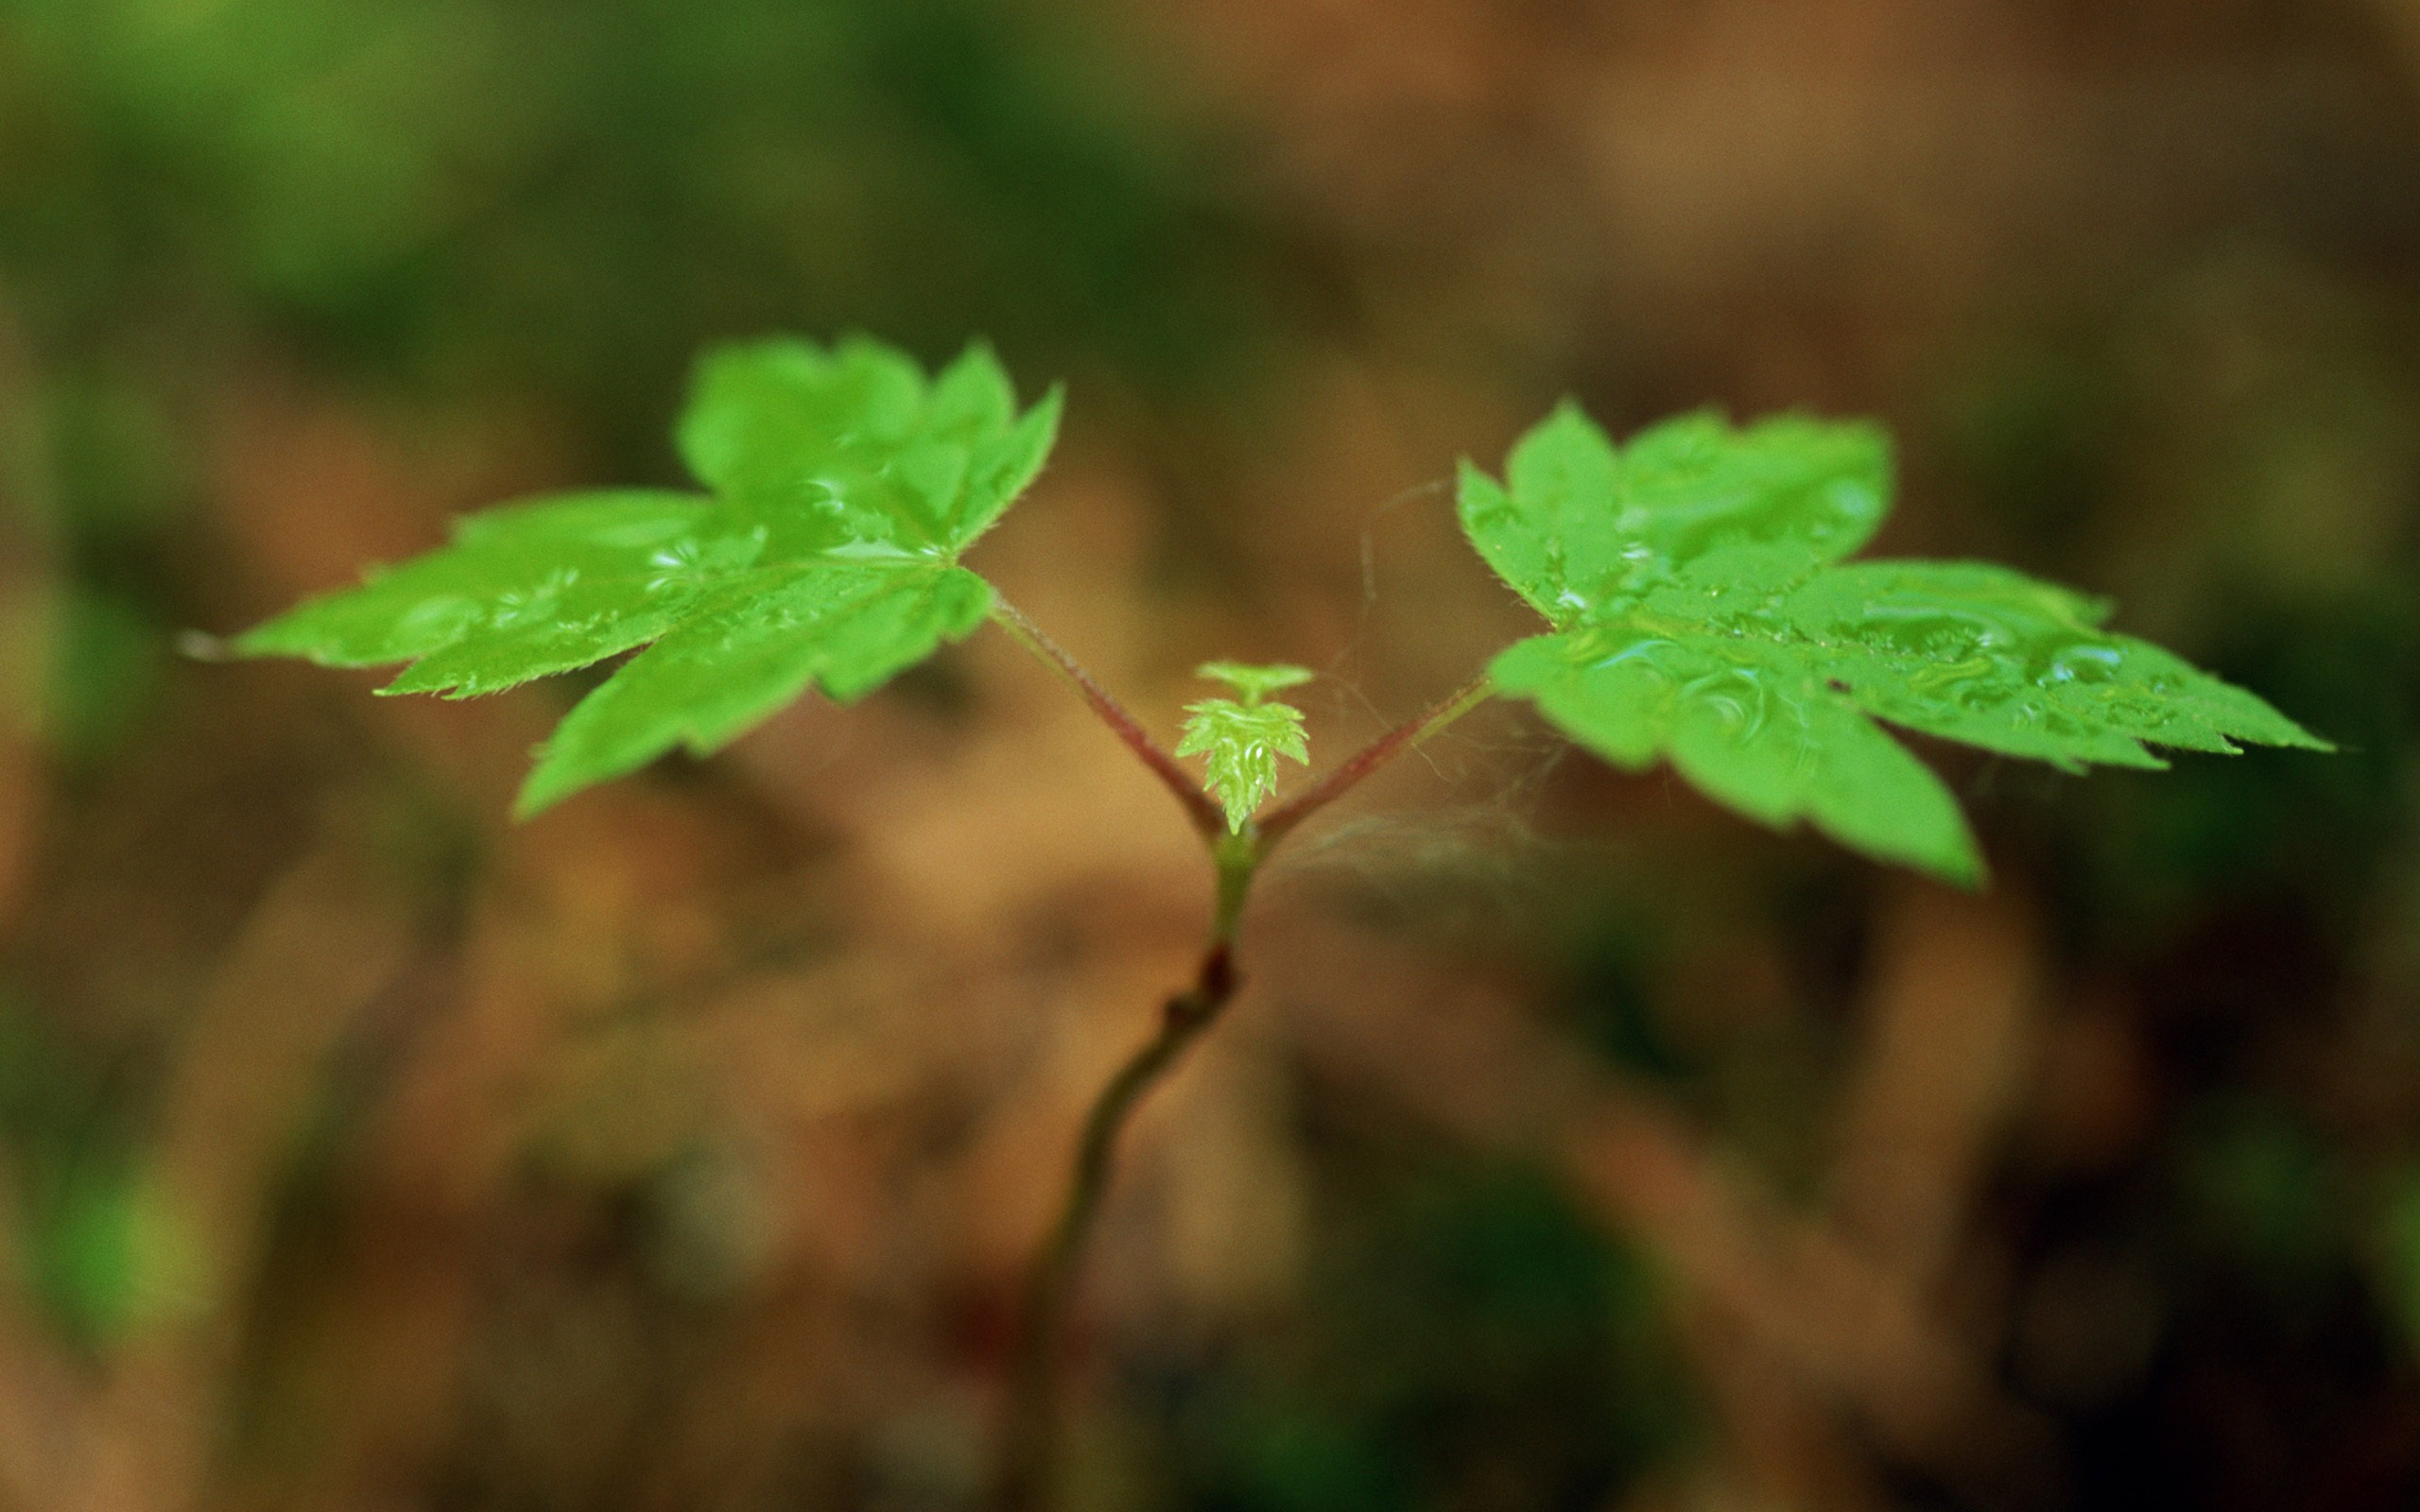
[990,598,1225,838]
[1255,675,1493,848]
[994,937,1240,1512]
[979,609,1491,1510]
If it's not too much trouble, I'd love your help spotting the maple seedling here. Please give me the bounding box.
[232,335,2328,1509]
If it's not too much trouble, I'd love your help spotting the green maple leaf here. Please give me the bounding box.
[236,336,1062,815]
[1461,404,2330,885]
[1178,662,1313,833]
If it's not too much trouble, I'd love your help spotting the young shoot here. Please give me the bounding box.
[1177,662,1314,833]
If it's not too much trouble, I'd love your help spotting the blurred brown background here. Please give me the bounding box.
[2,2,2418,1508]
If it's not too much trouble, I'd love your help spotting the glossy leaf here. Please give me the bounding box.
[237,336,1060,814]
[1458,404,1889,627]
[1464,405,2328,884]
[676,337,1061,552]
[1178,669,1312,833]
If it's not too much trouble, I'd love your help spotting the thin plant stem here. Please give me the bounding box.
[995,919,1243,1512]
[1256,673,1494,846]
[990,597,1225,839]
[988,613,1495,1510]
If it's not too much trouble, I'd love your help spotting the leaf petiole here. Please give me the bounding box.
[1256,673,1494,846]
[987,596,1225,839]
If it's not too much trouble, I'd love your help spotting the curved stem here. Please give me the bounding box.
[991,597,1225,839]
[984,607,1492,1509]
[1256,674,1493,847]
[996,859,1249,1512]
